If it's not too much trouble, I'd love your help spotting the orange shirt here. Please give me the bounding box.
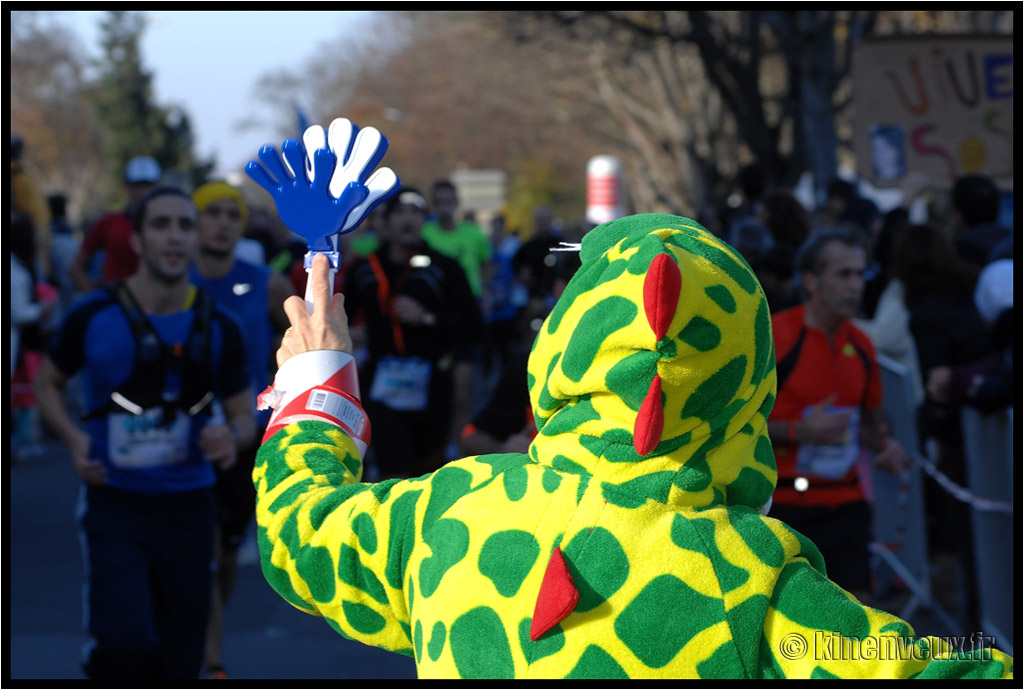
[770,304,882,508]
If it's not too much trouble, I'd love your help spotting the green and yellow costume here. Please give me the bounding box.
[254,214,1012,679]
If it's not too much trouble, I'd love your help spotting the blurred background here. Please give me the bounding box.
[10,10,1014,237]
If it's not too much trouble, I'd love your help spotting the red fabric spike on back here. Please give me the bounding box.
[634,374,664,456]
[529,547,579,641]
[634,252,678,456]
[643,252,682,341]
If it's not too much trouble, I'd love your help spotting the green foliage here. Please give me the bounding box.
[86,10,214,204]
[505,156,587,238]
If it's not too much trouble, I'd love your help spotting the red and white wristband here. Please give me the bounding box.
[258,351,370,459]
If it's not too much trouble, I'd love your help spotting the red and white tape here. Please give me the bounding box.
[258,350,370,458]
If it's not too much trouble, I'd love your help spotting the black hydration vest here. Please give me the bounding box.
[775,325,873,408]
[83,281,216,425]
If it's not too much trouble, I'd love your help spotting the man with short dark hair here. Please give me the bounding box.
[766,229,906,601]
[343,187,484,478]
[951,174,1011,268]
[35,186,254,680]
[69,156,163,292]
[421,179,493,299]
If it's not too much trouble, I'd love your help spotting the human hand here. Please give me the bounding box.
[36,282,59,317]
[872,436,909,474]
[200,423,237,470]
[391,295,429,325]
[798,396,853,445]
[277,253,353,367]
[68,429,107,485]
[301,118,400,234]
[926,366,953,403]
[245,139,368,251]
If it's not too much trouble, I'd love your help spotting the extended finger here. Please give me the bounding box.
[327,126,380,196]
[339,167,400,231]
[332,290,352,318]
[282,294,311,329]
[331,293,354,352]
[311,148,339,196]
[257,144,293,184]
[328,118,357,165]
[245,160,282,194]
[348,127,387,181]
[302,124,328,181]
[335,181,370,231]
[281,139,306,182]
[309,253,333,322]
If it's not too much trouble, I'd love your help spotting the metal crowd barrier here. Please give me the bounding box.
[869,355,959,632]
[960,405,1015,657]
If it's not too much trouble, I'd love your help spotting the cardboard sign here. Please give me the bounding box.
[853,36,1014,190]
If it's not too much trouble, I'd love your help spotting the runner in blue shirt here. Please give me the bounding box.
[35,186,254,680]
[188,181,294,679]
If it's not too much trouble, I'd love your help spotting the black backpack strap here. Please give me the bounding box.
[775,325,806,393]
[185,287,214,364]
[81,283,157,421]
[849,337,874,409]
[82,284,217,421]
[110,281,147,340]
[180,287,216,416]
[776,323,874,410]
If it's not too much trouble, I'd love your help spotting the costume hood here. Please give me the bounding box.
[527,214,777,511]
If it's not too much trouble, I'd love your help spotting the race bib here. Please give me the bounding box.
[108,408,191,469]
[369,356,432,411]
[796,406,860,480]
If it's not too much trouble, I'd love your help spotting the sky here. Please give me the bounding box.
[63,10,377,178]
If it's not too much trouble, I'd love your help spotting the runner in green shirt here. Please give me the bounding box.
[420,179,492,298]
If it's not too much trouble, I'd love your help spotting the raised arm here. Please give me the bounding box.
[253,254,425,655]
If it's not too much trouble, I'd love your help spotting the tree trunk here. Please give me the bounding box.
[797,12,840,208]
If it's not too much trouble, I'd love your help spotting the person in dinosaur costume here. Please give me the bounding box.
[253,214,1012,679]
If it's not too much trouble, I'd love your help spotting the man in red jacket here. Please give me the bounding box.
[766,228,906,602]
[69,156,162,292]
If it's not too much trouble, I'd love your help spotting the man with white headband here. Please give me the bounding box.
[340,186,483,478]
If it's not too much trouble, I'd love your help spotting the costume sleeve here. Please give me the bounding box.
[253,419,425,656]
[758,558,1013,679]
